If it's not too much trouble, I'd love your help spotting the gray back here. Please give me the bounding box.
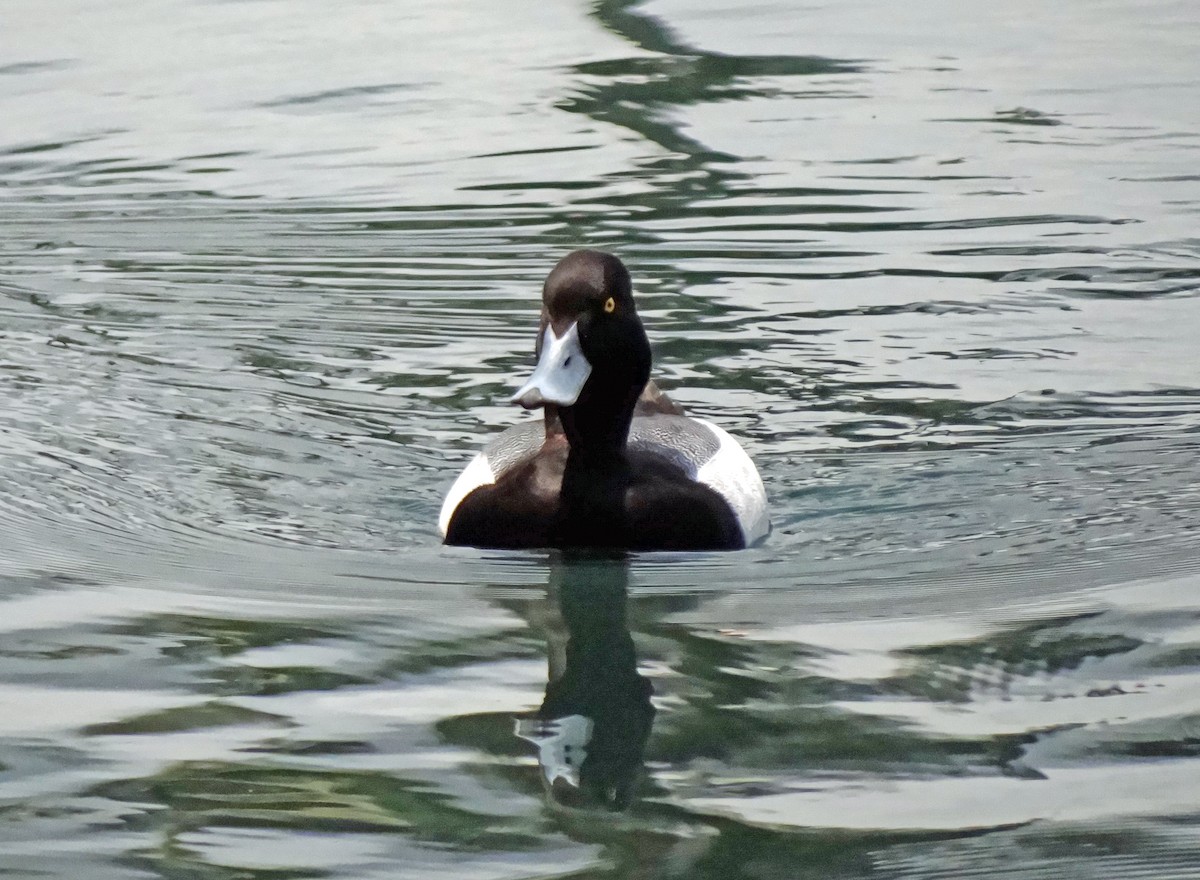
[483,414,720,478]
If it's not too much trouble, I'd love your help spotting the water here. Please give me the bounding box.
[2,0,1200,876]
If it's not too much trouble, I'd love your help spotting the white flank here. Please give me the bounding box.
[438,452,496,537]
[693,418,770,546]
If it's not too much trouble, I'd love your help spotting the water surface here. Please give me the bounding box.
[3,0,1200,877]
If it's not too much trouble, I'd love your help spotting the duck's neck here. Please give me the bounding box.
[559,382,642,467]
[553,385,643,546]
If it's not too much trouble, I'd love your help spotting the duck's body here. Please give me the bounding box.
[439,250,768,551]
[440,409,768,549]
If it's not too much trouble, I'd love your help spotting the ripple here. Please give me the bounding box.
[3,0,1200,875]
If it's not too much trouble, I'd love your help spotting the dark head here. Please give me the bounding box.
[513,251,651,453]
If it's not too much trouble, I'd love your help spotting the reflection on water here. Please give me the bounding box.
[3,0,1200,876]
[518,557,654,811]
[7,565,1200,877]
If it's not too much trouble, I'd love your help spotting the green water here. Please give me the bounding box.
[3,0,1200,877]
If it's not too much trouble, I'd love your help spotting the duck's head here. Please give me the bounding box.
[512,250,651,447]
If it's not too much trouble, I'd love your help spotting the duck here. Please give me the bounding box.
[439,249,768,551]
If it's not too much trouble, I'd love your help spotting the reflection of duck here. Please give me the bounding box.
[441,250,768,550]
[516,557,653,811]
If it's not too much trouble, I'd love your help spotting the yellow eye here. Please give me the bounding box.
[603,296,616,314]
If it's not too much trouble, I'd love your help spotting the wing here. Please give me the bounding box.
[628,414,769,546]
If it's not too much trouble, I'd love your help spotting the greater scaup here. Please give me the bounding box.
[439,249,768,550]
